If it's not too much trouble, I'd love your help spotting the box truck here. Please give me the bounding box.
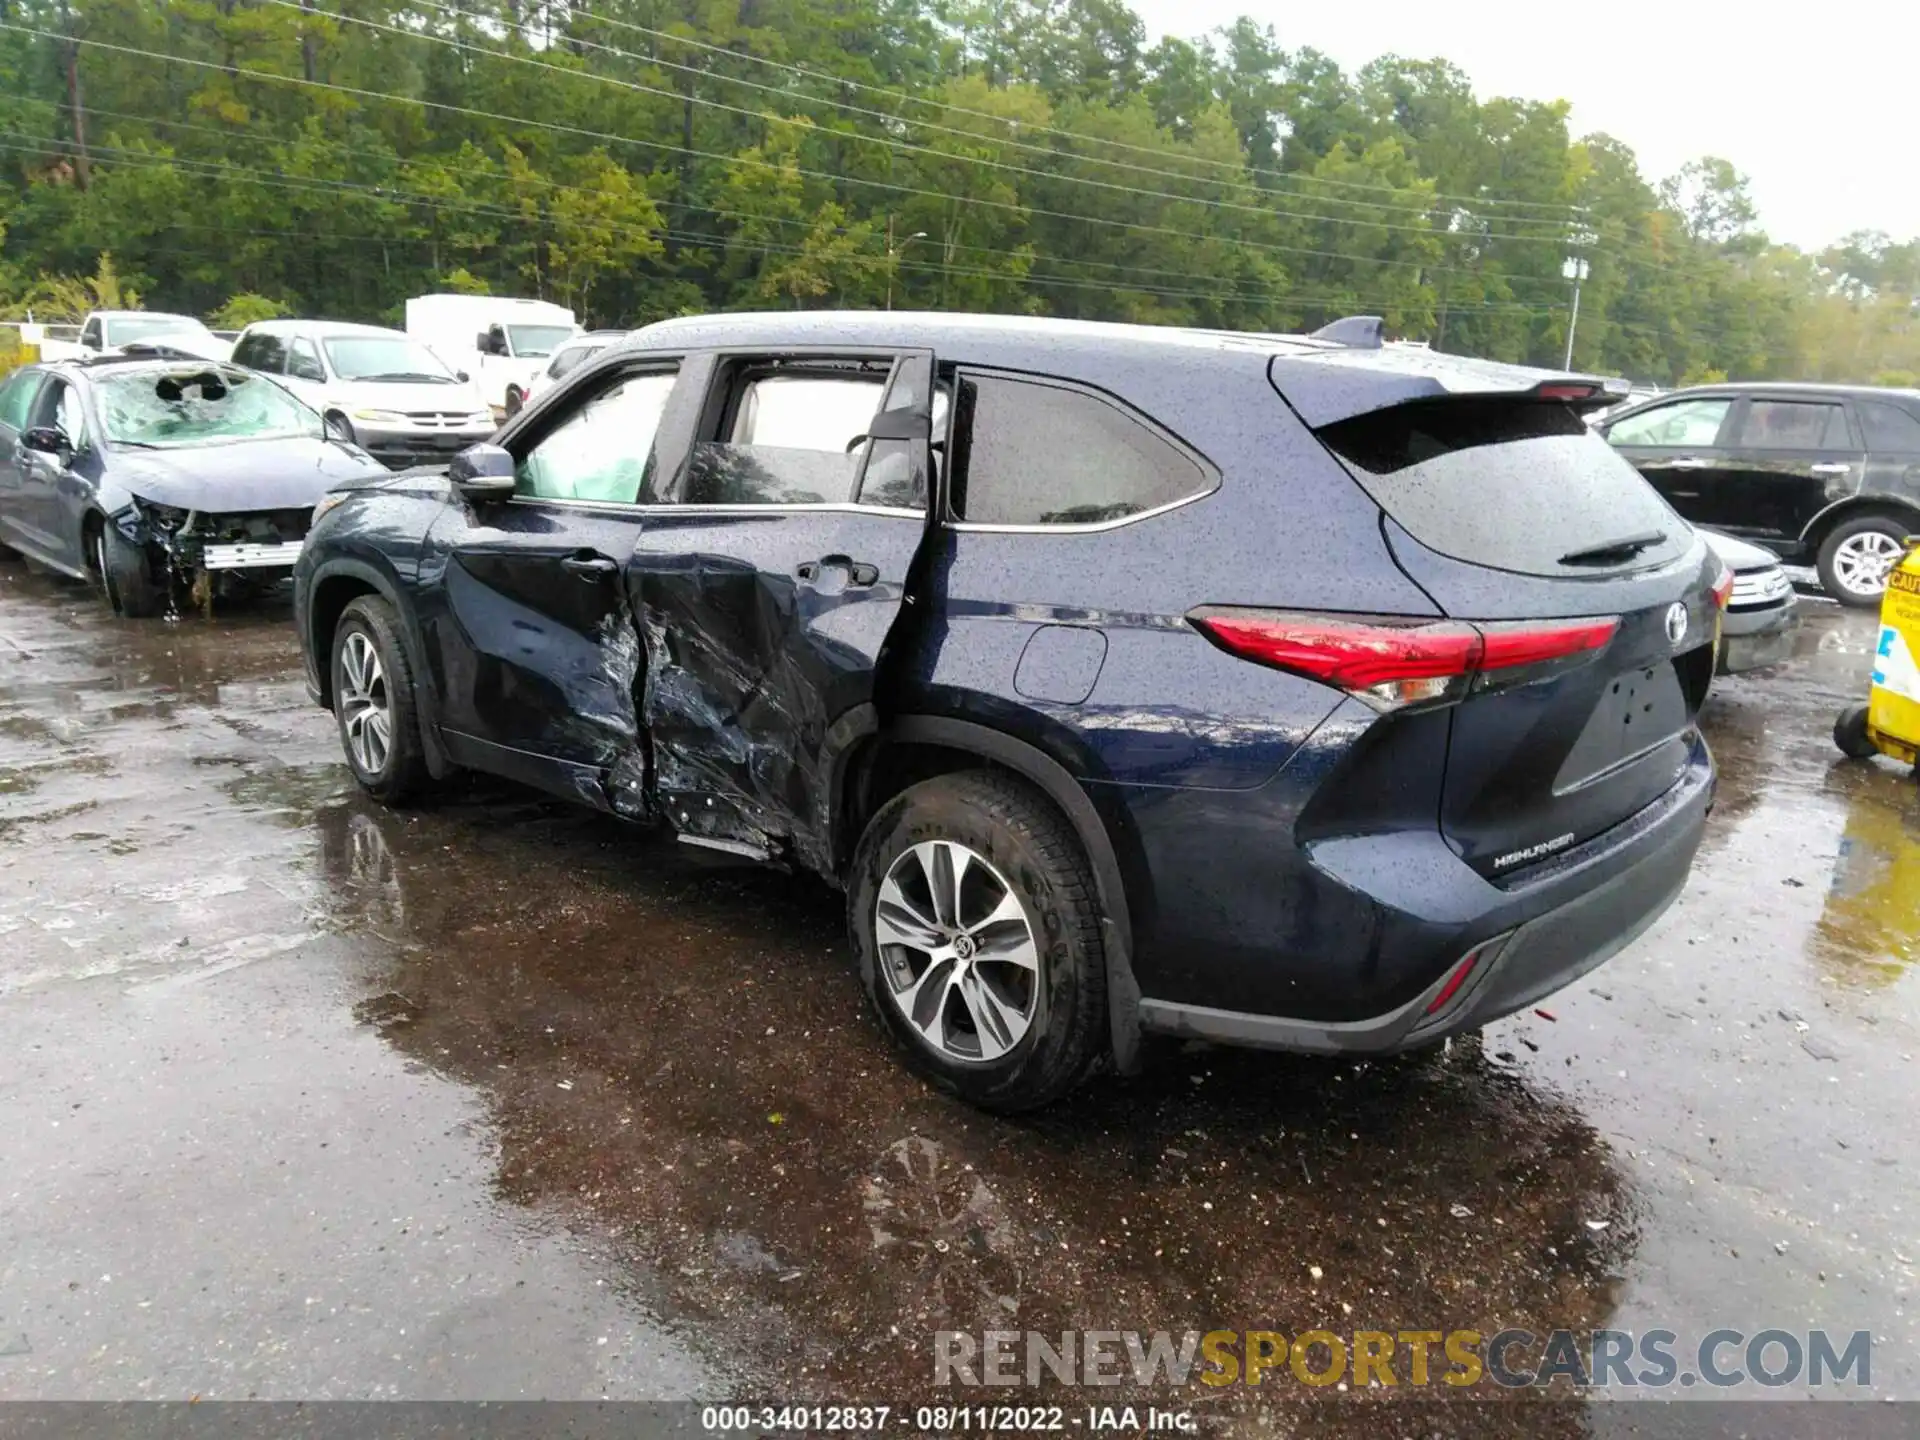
[404,294,580,418]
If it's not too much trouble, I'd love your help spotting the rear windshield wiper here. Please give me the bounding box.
[1558,530,1667,567]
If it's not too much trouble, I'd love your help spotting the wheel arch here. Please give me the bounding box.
[833,713,1145,1073]
[306,557,455,778]
[1800,494,1920,551]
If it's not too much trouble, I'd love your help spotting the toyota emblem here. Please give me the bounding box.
[1665,602,1689,647]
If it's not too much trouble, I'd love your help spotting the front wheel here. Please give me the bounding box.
[1818,514,1911,608]
[330,595,432,802]
[848,771,1107,1112]
[94,522,166,618]
[503,385,524,417]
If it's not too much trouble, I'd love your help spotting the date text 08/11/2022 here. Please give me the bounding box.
[699,1406,1196,1433]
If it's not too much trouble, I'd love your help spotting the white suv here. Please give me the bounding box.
[230,319,494,470]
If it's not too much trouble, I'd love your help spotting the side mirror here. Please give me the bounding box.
[22,426,69,457]
[448,442,515,500]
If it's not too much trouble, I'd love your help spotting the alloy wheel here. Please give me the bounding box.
[337,630,393,777]
[1832,530,1904,599]
[875,840,1040,1063]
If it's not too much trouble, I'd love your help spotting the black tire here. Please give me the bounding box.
[1816,513,1913,609]
[325,411,357,445]
[503,385,524,417]
[1834,704,1879,761]
[330,595,432,802]
[848,770,1107,1111]
[93,521,166,618]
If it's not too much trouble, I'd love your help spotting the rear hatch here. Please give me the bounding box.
[1317,391,1717,878]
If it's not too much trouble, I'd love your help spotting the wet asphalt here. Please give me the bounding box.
[0,557,1915,1429]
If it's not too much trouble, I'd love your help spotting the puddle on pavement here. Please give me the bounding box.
[292,791,1633,1422]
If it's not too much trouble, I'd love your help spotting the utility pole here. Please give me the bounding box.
[1561,227,1597,369]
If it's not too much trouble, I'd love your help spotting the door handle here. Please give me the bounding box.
[796,556,880,588]
[560,552,617,577]
[1668,457,1711,470]
[1810,462,1852,476]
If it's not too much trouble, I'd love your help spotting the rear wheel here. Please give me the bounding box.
[848,771,1107,1111]
[1817,514,1911,608]
[1835,704,1879,761]
[93,522,166,618]
[330,595,431,802]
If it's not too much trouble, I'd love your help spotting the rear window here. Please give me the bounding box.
[1320,400,1687,577]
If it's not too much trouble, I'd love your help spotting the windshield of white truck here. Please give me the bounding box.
[506,325,573,358]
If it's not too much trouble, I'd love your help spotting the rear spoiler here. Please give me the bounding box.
[1269,344,1634,429]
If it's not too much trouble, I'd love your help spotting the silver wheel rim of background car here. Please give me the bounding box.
[1833,531,1904,598]
[337,631,392,777]
[875,840,1039,1064]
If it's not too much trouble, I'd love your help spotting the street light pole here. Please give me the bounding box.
[885,217,928,311]
[1561,252,1591,369]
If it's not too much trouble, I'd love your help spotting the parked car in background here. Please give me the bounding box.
[293,311,1721,1109]
[230,319,495,471]
[403,294,578,419]
[0,355,387,616]
[520,329,625,409]
[1698,529,1798,674]
[79,310,230,362]
[1597,383,1920,607]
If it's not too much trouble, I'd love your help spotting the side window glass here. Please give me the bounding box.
[231,334,257,368]
[250,334,287,374]
[80,320,100,349]
[287,339,326,382]
[0,371,44,431]
[1861,401,1920,453]
[683,369,887,506]
[55,382,88,449]
[1605,398,1730,449]
[951,372,1213,526]
[854,356,947,511]
[1740,400,1846,450]
[515,368,677,503]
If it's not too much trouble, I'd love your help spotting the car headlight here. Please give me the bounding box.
[312,492,351,524]
[351,408,408,424]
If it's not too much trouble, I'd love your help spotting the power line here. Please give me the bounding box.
[371,0,1585,233]
[39,97,1596,304]
[0,131,1598,320]
[548,0,1590,219]
[4,23,1626,291]
[275,0,1586,245]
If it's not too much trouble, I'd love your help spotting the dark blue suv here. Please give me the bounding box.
[293,312,1722,1109]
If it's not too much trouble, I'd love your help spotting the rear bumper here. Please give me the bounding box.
[1134,735,1712,1054]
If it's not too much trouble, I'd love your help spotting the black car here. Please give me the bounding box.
[1597,382,1920,607]
[293,311,1721,1110]
[0,354,389,616]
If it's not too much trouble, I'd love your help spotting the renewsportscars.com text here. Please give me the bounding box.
[933,1328,1873,1390]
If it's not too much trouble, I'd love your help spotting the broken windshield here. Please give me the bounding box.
[94,366,322,448]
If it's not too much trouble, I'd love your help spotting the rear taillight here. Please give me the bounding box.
[1189,608,1620,712]
[1711,565,1735,610]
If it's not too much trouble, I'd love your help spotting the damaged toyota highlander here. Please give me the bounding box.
[293,312,1725,1110]
[0,355,389,616]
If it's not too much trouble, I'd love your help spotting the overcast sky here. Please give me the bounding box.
[1128,0,1919,250]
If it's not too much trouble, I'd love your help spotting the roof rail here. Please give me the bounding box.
[1309,315,1386,350]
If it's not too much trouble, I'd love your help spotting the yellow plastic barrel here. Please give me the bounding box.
[1867,541,1920,767]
